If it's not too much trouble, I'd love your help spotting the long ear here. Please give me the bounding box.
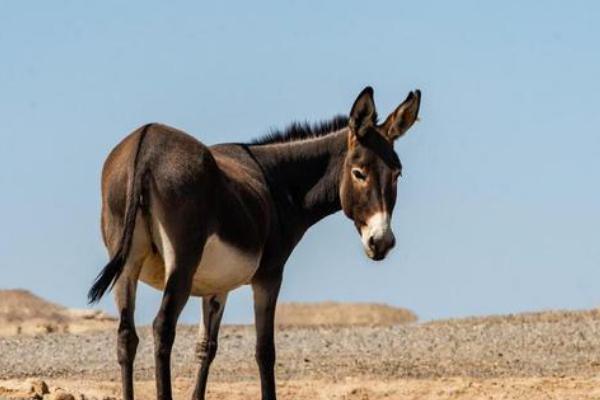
[381,89,421,141]
[349,86,377,138]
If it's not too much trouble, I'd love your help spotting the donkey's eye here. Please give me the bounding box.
[352,168,367,181]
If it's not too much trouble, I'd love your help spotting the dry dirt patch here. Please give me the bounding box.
[275,302,417,327]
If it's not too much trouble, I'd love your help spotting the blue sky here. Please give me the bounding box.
[1,1,599,324]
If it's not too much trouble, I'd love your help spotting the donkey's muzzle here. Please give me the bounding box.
[360,212,395,261]
[366,232,396,260]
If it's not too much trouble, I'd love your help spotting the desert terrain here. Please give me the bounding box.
[1,290,600,399]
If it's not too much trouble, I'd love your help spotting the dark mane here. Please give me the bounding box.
[251,115,349,145]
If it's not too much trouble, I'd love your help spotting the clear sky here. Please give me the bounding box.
[1,1,599,325]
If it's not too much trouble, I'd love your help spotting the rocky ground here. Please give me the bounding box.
[2,308,600,399]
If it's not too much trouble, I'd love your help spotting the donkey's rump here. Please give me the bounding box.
[100,124,269,298]
[95,123,221,299]
[100,124,219,248]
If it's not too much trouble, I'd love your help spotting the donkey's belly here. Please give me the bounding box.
[191,234,261,295]
[139,234,261,296]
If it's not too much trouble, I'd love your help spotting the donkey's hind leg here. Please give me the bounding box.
[153,256,205,400]
[193,293,228,400]
[110,214,150,400]
[152,218,208,400]
[113,263,142,400]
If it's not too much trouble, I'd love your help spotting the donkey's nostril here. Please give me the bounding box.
[368,236,376,251]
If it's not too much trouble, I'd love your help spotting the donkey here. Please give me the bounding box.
[88,86,421,400]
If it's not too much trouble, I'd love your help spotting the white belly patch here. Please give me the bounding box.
[139,225,261,296]
[191,234,261,295]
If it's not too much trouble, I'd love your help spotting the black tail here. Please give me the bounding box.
[88,124,151,304]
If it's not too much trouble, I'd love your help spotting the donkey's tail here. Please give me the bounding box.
[87,124,151,304]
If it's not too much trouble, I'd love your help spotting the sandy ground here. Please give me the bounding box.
[4,376,600,400]
[2,308,600,399]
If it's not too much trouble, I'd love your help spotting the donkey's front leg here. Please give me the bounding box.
[252,276,282,400]
[192,293,228,400]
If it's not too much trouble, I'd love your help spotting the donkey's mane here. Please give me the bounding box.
[251,115,349,145]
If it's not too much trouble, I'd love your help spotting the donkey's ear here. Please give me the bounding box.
[381,89,421,141]
[349,86,377,138]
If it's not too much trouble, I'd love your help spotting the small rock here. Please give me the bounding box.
[50,389,76,400]
[27,379,49,396]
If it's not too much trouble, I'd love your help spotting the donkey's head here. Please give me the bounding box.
[340,87,421,260]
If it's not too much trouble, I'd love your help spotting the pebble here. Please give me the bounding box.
[49,389,75,400]
[27,379,49,396]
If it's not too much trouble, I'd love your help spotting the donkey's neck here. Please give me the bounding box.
[249,129,348,229]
